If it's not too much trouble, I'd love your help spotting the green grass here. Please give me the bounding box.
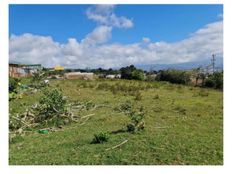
[9,79,223,165]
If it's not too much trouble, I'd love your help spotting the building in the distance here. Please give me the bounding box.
[54,65,65,71]
[64,72,94,80]
[9,63,42,78]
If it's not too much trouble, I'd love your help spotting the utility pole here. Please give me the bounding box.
[211,54,216,73]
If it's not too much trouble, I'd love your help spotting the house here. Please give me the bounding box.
[105,74,121,79]
[9,63,42,78]
[64,72,94,80]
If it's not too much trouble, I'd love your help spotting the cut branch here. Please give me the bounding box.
[105,139,128,151]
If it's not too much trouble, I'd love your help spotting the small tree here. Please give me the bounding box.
[132,69,145,80]
[120,65,144,80]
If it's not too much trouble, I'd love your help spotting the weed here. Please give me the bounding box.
[134,92,142,101]
[91,132,110,144]
[153,94,160,100]
[153,106,163,112]
[126,107,145,133]
[126,123,136,132]
[174,106,187,115]
[114,101,133,114]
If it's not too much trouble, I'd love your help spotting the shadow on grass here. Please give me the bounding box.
[110,129,127,135]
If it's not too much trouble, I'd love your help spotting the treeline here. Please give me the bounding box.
[154,69,223,90]
[155,69,191,85]
[33,65,223,90]
[65,65,145,80]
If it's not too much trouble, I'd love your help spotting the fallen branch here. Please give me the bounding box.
[12,116,30,127]
[105,139,128,151]
[81,113,95,119]
[79,117,90,125]
[53,107,59,113]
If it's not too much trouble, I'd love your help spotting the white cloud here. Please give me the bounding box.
[142,37,150,43]
[81,25,112,46]
[9,20,223,69]
[86,5,133,29]
[9,33,61,66]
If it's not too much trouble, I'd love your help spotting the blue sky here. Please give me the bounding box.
[9,4,223,68]
[9,4,222,43]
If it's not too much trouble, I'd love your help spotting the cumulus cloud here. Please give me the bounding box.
[9,19,223,69]
[9,33,61,66]
[81,25,112,46]
[86,5,133,28]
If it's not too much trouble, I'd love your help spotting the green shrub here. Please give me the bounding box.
[126,123,136,132]
[126,107,145,133]
[91,132,110,144]
[131,69,145,80]
[115,101,133,114]
[156,69,191,85]
[9,77,20,93]
[204,78,215,88]
[36,88,67,122]
[204,72,223,90]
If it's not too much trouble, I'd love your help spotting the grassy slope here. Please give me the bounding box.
[9,79,223,165]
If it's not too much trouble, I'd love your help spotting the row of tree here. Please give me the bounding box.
[41,64,223,90]
[154,69,223,90]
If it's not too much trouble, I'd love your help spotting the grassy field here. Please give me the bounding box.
[9,79,223,165]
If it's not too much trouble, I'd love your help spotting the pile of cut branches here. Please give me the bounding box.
[9,88,97,137]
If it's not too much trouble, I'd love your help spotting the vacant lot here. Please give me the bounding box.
[9,79,223,165]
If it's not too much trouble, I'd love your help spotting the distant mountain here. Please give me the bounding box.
[136,59,223,71]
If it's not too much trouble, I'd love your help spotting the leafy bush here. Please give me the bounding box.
[91,132,110,144]
[36,88,67,122]
[156,69,191,85]
[115,102,145,133]
[131,69,145,80]
[204,72,223,90]
[9,77,20,93]
[115,101,133,114]
[30,70,48,89]
[204,78,215,88]
[126,107,145,133]
[126,123,136,132]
